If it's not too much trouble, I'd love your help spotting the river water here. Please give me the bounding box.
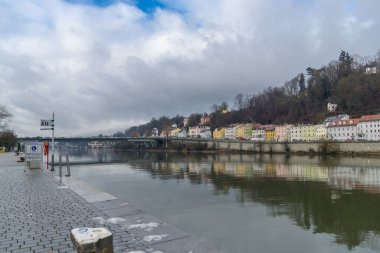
[63,149,380,253]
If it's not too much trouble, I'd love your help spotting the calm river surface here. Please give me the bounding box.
[63,149,380,253]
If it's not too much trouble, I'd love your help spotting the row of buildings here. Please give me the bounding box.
[160,114,380,142]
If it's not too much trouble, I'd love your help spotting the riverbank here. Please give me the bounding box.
[0,153,220,253]
[114,139,380,156]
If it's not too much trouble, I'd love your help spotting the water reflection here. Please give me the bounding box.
[68,149,380,251]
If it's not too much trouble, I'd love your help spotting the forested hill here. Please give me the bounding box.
[115,51,380,137]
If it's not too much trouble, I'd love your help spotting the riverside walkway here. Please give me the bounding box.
[0,153,220,253]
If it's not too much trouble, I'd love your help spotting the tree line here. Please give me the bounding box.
[116,51,380,137]
[0,106,17,150]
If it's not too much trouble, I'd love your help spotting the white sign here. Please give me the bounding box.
[41,119,54,130]
[40,120,53,127]
[25,143,42,154]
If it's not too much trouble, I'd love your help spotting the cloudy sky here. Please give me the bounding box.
[0,0,379,137]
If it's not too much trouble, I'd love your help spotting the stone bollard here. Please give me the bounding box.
[70,227,113,253]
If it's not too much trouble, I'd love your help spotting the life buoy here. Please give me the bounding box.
[43,142,49,156]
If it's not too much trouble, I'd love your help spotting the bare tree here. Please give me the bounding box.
[211,104,219,113]
[0,105,11,130]
[233,93,244,110]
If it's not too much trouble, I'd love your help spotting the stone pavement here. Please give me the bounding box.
[0,153,221,253]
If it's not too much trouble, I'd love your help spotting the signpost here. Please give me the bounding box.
[41,112,55,171]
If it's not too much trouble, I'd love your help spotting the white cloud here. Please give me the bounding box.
[0,0,379,136]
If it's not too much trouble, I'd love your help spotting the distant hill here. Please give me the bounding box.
[115,50,380,137]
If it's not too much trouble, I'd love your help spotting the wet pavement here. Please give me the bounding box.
[0,153,220,253]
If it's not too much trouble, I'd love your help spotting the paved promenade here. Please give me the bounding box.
[0,153,220,253]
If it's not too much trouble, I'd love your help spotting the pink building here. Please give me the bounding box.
[275,125,293,142]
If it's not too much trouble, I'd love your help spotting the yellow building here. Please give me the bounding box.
[169,128,181,137]
[236,124,244,139]
[301,125,318,141]
[213,128,225,139]
[265,130,275,141]
[261,125,275,141]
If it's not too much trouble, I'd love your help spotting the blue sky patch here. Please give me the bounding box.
[64,0,168,13]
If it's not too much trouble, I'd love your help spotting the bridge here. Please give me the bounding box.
[18,137,161,148]
[19,137,150,142]
[17,136,249,150]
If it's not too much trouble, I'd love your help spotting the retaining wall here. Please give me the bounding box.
[175,139,380,155]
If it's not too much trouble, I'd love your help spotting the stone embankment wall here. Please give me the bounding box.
[169,139,380,155]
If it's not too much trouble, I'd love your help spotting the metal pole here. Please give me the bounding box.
[51,112,55,171]
[51,154,55,171]
[59,155,62,177]
[65,155,71,177]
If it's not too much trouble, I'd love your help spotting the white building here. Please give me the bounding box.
[327,102,337,112]
[199,129,212,139]
[324,114,350,125]
[177,129,187,138]
[289,126,302,142]
[225,126,237,140]
[188,126,200,138]
[151,128,159,137]
[357,115,380,141]
[251,129,265,141]
[365,67,377,75]
[183,117,189,127]
[326,119,359,141]
[188,126,210,138]
[315,125,327,140]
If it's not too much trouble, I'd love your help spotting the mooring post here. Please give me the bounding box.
[51,154,55,171]
[65,155,71,177]
[59,155,62,177]
[70,227,113,253]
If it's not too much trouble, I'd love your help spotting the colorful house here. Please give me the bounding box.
[261,125,275,141]
[315,125,327,140]
[289,125,302,142]
[188,126,200,138]
[225,125,238,140]
[275,124,293,142]
[251,129,265,141]
[301,125,318,142]
[236,124,253,140]
[213,128,225,139]
[265,130,275,141]
[200,114,211,125]
[169,128,181,137]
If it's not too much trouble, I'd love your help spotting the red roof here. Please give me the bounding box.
[359,114,380,122]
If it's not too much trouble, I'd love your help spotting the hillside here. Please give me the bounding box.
[116,51,380,137]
